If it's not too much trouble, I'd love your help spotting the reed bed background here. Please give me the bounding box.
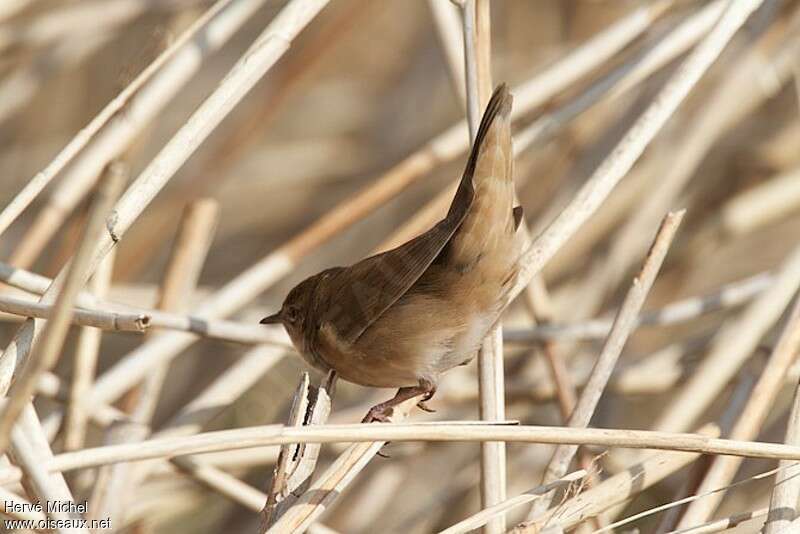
[1,0,800,532]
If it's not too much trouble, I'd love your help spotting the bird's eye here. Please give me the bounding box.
[285,306,299,322]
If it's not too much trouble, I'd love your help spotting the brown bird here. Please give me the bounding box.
[261,84,522,422]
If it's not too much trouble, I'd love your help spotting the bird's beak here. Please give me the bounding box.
[260,311,283,325]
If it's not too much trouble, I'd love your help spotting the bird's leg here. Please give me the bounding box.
[362,379,437,423]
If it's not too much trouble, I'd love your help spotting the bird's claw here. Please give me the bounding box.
[416,400,436,413]
[362,404,393,423]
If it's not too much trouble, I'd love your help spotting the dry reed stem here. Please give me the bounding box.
[655,242,800,433]
[0,293,149,331]
[461,1,506,532]
[10,423,800,482]
[438,470,588,534]
[507,0,765,307]
[506,271,772,342]
[0,0,329,404]
[527,210,684,519]
[64,248,116,451]
[516,424,721,533]
[428,0,466,106]
[0,265,290,345]
[261,373,312,527]
[266,398,418,533]
[652,370,757,533]
[765,376,800,532]
[260,373,333,530]
[0,164,126,455]
[510,0,673,114]
[675,297,800,526]
[0,0,266,256]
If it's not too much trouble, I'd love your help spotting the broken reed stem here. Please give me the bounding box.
[0,163,126,455]
[0,292,149,331]
[676,295,800,527]
[0,0,330,407]
[260,372,333,530]
[528,210,684,519]
[1,0,266,261]
[266,398,416,533]
[64,248,116,451]
[0,266,290,346]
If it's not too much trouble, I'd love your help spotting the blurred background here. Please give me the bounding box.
[2,0,800,532]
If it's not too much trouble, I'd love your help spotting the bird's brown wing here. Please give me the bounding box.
[321,84,512,345]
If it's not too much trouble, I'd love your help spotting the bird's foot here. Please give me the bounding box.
[361,403,394,423]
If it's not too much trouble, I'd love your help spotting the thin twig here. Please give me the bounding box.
[570,25,797,321]
[529,211,683,519]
